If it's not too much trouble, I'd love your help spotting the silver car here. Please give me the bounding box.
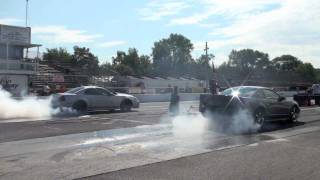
[52,86,139,112]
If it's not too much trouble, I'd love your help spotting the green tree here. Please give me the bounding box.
[228,49,270,73]
[152,33,194,76]
[272,55,303,71]
[191,54,214,80]
[139,55,152,75]
[72,46,99,76]
[112,51,126,65]
[296,62,316,82]
[114,64,134,76]
[99,62,117,76]
[112,49,152,76]
[43,47,73,64]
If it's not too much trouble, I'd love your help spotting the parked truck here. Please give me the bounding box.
[293,84,320,106]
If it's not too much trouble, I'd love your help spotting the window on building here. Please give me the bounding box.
[8,45,23,60]
[0,44,6,59]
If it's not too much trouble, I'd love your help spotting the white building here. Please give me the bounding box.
[112,76,207,93]
[0,24,41,96]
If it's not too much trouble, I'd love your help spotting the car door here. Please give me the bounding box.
[83,88,105,109]
[262,89,287,118]
[95,88,118,109]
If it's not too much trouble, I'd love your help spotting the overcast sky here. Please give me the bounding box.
[1,0,319,67]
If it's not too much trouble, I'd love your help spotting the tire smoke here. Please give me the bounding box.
[0,88,53,119]
[166,106,259,143]
[0,88,77,120]
[203,109,260,134]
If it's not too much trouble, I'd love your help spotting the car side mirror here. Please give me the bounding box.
[278,96,286,102]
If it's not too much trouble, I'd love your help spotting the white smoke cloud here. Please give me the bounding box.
[0,88,53,119]
[227,110,260,134]
[166,104,259,142]
[171,114,209,138]
[0,88,77,120]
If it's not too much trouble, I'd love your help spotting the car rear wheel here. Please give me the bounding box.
[72,101,87,114]
[120,100,132,112]
[254,109,265,128]
[288,106,299,123]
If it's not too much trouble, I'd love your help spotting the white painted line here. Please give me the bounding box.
[301,107,320,111]
[113,118,153,125]
[141,106,168,108]
[268,126,320,139]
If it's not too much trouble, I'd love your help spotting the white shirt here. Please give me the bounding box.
[312,84,320,94]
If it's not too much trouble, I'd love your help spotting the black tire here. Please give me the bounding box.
[288,106,299,123]
[72,101,87,114]
[120,100,132,112]
[253,108,266,128]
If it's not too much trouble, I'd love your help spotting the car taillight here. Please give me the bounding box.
[59,96,66,102]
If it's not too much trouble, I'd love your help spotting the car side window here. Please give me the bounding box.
[253,90,265,99]
[84,88,102,95]
[263,89,279,99]
[96,88,113,96]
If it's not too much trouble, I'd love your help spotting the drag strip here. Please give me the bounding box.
[1,102,320,179]
[1,120,320,180]
[0,101,198,143]
[1,111,320,179]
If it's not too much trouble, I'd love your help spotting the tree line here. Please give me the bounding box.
[43,33,318,83]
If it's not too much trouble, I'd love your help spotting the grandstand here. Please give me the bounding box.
[30,61,90,92]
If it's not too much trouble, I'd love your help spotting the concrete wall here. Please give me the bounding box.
[135,93,206,103]
[277,91,299,97]
[135,91,298,103]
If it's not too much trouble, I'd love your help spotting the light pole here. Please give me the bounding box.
[26,0,29,27]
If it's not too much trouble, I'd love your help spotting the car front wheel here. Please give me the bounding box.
[254,109,265,128]
[288,106,299,123]
[120,100,132,112]
[72,101,87,114]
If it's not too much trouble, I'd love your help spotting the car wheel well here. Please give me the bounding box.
[292,104,300,113]
[72,100,87,112]
[254,106,266,114]
[121,99,133,106]
[120,99,133,112]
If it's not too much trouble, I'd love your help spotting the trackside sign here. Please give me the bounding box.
[0,24,31,44]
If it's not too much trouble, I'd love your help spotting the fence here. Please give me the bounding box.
[103,86,207,94]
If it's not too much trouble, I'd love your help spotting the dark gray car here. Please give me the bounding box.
[199,86,300,127]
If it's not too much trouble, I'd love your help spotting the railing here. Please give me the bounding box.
[0,59,38,74]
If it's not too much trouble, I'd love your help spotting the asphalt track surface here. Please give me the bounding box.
[1,101,320,180]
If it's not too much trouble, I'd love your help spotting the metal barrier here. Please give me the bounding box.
[102,86,207,94]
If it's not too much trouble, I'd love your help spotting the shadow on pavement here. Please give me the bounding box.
[259,121,305,133]
[53,110,139,118]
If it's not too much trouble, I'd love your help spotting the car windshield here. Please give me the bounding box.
[65,87,84,94]
[222,87,257,97]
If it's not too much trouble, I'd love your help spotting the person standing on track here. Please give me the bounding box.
[169,86,180,116]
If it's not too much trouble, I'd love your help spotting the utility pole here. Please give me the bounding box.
[204,42,210,90]
[204,41,215,72]
[204,41,209,62]
[25,0,28,27]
